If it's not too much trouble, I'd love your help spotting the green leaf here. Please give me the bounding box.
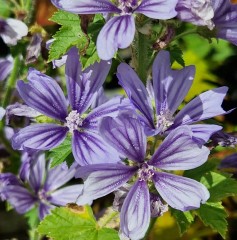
[97,228,120,240]
[200,172,237,202]
[49,10,88,62]
[49,137,72,168]
[196,202,228,238]
[185,163,237,202]
[38,205,119,240]
[169,45,185,67]
[81,41,100,69]
[171,209,194,235]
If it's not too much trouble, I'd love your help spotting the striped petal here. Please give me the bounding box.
[51,0,120,14]
[153,172,209,211]
[12,124,68,151]
[97,15,135,60]
[120,180,150,240]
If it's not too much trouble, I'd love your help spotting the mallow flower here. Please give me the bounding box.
[176,0,215,29]
[51,0,178,60]
[176,0,237,46]
[0,152,82,220]
[0,18,28,46]
[12,47,123,166]
[117,50,228,143]
[75,115,210,240]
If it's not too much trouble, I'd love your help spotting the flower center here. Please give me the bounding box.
[38,189,47,201]
[137,163,154,182]
[65,110,83,133]
[118,0,138,14]
[156,110,174,133]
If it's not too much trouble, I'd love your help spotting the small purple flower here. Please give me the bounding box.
[176,0,215,29]
[0,152,82,220]
[0,55,13,81]
[26,33,43,64]
[0,18,28,46]
[51,0,178,60]
[5,102,41,125]
[176,0,237,45]
[211,131,237,147]
[117,50,228,143]
[12,47,123,165]
[75,115,210,239]
[219,153,237,170]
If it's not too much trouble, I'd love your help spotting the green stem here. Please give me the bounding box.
[171,28,198,42]
[136,31,149,83]
[29,228,41,240]
[2,55,21,108]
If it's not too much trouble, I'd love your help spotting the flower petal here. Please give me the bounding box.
[39,203,55,220]
[117,63,154,131]
[65,48,111,113]
[29,153,46,193]
[149,126,210,170]
[173,87,230,126]
[135,0,178,19]
[153,172,210,211]
[152,50,195,115]
[6,102,41,125]
[97,15,135,60]
[0,55,13,81]
[49,185,83,205]
[75,164,137,204]
[72,130,120,166]
[51,0,120,14]
[17,68,68,121]
[1,19,28,46]
[3,185,36,214]
[44,163,77,192]
[188,124,223,145]
[12,124,68,150]
[120,180,150,240]
[83,96,126,130]
[99,116,147,162]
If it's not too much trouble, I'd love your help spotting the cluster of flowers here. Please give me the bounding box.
[0,0,237,239]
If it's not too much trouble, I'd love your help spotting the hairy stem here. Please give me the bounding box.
[136,31,149,83]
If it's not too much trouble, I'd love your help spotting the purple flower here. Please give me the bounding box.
[26,33,43,64]
[212,0,237,45]
[0,152,82,220]
[51,0,178,60]
[117,50,228,143]
[0,18,28,46]
[176,0,237,45]
[5,102,41,125]
[176,0,215,29]
[0,55,13,81]
[12,47,123,166]
[219,153,237,170]
[76,115,210,239]
[211,131,237,148]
